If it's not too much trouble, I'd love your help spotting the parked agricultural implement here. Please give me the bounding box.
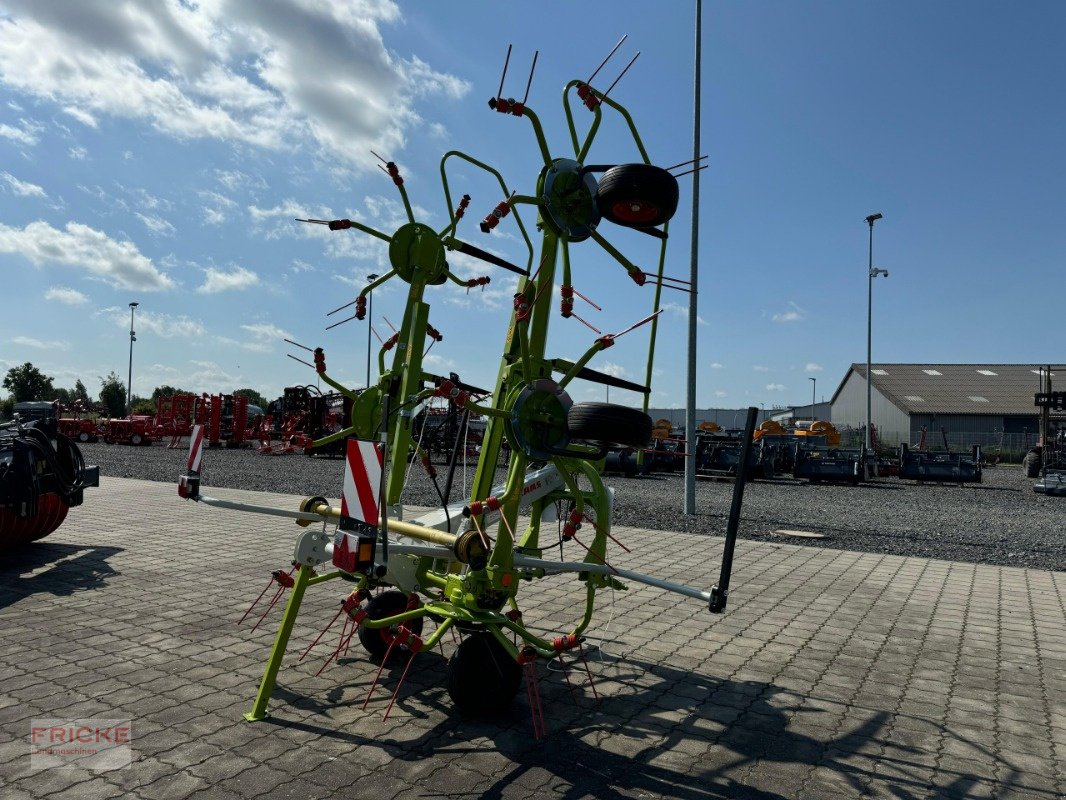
[1,406,99,551]
[179,41,741,729]
[792,445,866,484]
[102,415,156,446]
[154,393,197,447]
[58,401,101,443]
[897,443,983,483]
[1032,386,1066,496]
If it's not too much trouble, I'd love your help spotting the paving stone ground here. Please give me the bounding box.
[1,477,1064,799]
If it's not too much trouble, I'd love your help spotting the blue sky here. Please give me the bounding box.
[1,1,1063,411]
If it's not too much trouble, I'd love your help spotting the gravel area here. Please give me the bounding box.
[80,441,1066,572]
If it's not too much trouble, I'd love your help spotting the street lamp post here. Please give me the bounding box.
[366,274,379,387]
[865,212,887,476]
[809,376,816,424]
[127,302,139,415]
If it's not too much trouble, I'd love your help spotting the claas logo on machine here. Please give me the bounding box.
[333,524,377,573]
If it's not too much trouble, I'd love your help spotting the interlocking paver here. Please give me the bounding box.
[1,477,1064,799]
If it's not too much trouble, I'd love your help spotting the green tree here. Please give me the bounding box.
[72,379,90,404]
[233,388,268,409]
[2,362,56,402]
[131,397,156,415]
[0,397,13,421]
[152,384,195,400]
[99,372,128,417]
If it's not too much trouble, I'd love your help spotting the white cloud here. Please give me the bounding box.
[100,307,205,338]
[659,301,708,326]
[0,118,42,145]
[1,171,46,198]
[753,365,769,372]
[198,266,260,294]
[45,286,89,305]
[62,106,97,127]
[0,2,469,171]
[805,362,824,373]
[710,362,723,369]
[0,220,173,290]
[136,212,176,236]
[240,322,291,341]
[596,361,629,379]
[68,145,88,160]
[11,335,69,350]
[714,390,727,398]
[772,301,806,323]
[766,383,786,392]
[215,169,264,192]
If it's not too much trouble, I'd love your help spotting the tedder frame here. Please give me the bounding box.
[180,41,743,723]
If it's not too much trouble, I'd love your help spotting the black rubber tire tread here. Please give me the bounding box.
[77,431,90,443]
[357,590,424,662]
[446,633,521,718]
[130,434,143,446]
[568,402,653,448]
[595,163,679,228]
[1023,451,1042,479]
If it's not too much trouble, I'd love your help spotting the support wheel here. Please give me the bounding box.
[357,590,423,661]
[568,402,653,448]
[447,633,521,718]
[596,164,679,228]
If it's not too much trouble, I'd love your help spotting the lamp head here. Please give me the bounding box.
[129,301,139,309]
[870,267,889,278]
[865,213,883,225]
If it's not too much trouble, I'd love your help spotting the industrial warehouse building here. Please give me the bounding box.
[830,364,1053,449]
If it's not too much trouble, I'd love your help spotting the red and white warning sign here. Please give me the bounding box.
[340,438,383,528]
[187,424,205,472]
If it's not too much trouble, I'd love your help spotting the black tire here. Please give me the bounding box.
[446,633,521,718]
[568,402,653,448]
[596,164,679,228]
[1023,450,1042,479]
[130,433,143,446]
[77,431,90,443]
[357,590,424,661]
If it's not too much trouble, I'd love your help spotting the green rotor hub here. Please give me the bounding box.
[503,378,572,459]
[389,222,447,285]
[536,158,601,242]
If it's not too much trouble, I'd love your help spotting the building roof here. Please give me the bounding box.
[832,364,1061,416]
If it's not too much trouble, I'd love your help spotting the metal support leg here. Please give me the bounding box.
[244,564,312,721]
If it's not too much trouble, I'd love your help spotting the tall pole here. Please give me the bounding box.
[127,302,139,415]
[366,273,379,387]
[683,0,702,515]
[865,212,883,475]
[809,376,816,423]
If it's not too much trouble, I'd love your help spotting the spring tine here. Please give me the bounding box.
[602,52,639,100]
[571,287,602,310]
[326,298,357,316]
[496,44,512,99]
[284,338,315,352]
[572,314,602,335]
[664,154,709,172]
[325,314,357,331]
[295,218,331,225]
[370,150,387,165]
[586,34,628,85]
[521,50,539,105]
[671,164,710,179]
[286,353,316,370]
[613,309,663,339]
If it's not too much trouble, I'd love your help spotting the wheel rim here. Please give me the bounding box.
[611,199,660,224]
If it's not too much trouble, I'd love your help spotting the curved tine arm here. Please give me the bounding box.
[641,222,670,431]
[440,150,535,272]
[564,80,651,165]
[562,80,604,163]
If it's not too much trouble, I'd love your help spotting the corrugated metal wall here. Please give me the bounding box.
[831,371,909,441]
